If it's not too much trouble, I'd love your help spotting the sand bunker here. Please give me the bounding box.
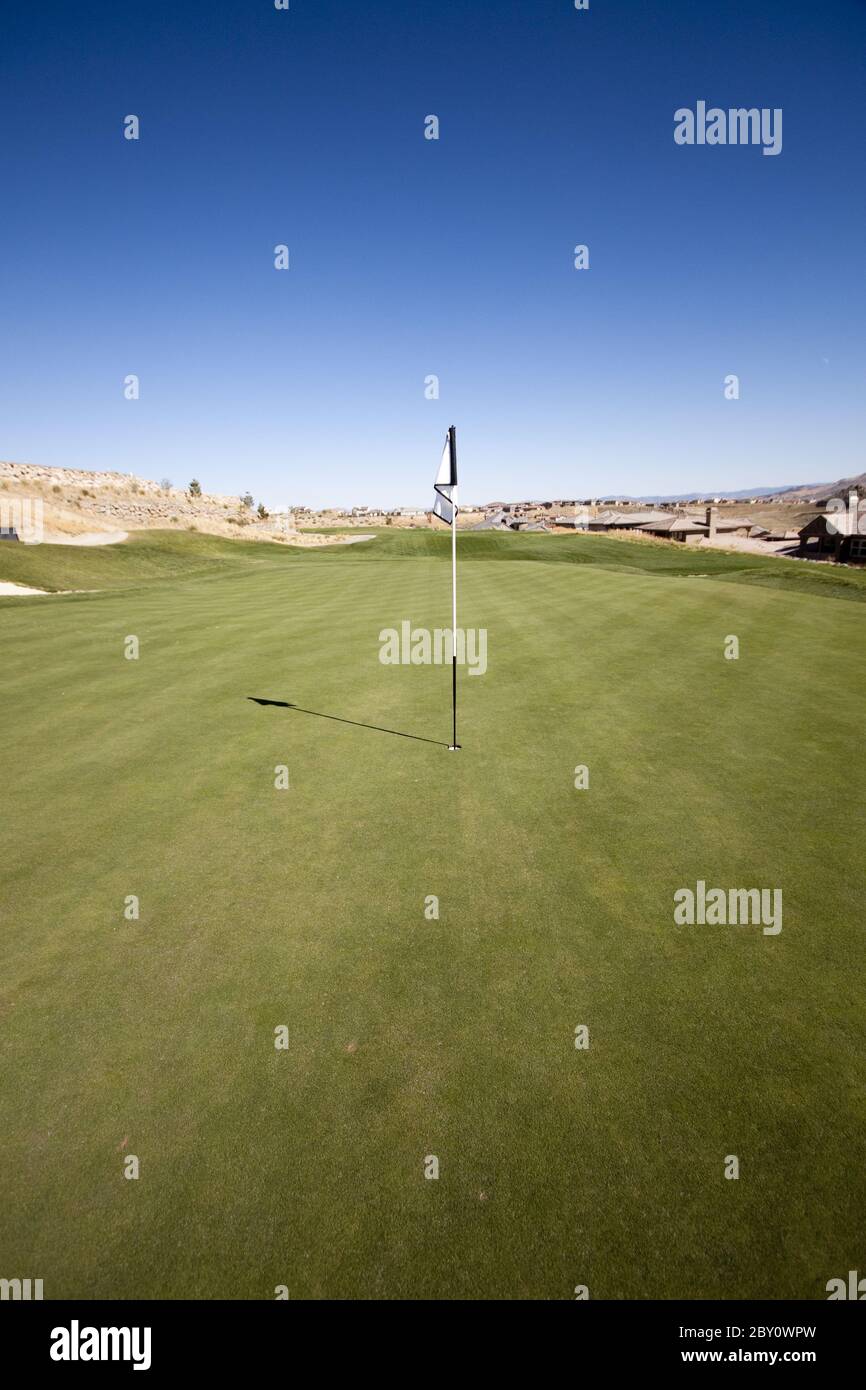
[0,581,53,596]
[40,530,129,546]
[0,581,96,597]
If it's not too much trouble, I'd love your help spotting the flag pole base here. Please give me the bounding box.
[447,744,461,751]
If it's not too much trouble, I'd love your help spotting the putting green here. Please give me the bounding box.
[1,531,864,1298]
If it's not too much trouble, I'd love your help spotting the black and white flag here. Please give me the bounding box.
[432,431,457,524]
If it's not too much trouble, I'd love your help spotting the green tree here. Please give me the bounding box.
[188,479,202,497]
[257,503,269,520]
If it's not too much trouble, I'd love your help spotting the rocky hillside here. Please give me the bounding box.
[0,460,299,543]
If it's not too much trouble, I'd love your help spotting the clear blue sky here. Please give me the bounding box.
[1,0,864,507]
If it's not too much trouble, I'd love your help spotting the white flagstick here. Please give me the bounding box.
[448,426,460,750]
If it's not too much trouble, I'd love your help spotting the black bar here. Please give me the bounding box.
[5,1299,860,1372]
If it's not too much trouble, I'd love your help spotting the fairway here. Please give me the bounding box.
[1,531,864,1299]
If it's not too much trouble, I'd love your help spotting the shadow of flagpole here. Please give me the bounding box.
[246,698,450,747]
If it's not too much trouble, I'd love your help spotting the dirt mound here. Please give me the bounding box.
[0,461,365,547]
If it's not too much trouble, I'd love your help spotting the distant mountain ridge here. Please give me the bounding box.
[773,472,866,502]
[627,473,864,504]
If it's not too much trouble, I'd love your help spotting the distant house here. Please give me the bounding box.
[675,505,760,539]
[473,509,512,531]
[711,514,762,538]
[472,509,547,533]
[587,509,669,531]
[636,516,708,544]
[758,528,799,543]
[798,512,866,563]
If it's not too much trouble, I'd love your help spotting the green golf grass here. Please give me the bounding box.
[1,530,864,1299]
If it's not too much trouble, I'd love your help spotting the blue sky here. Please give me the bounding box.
[1,0,864,508]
